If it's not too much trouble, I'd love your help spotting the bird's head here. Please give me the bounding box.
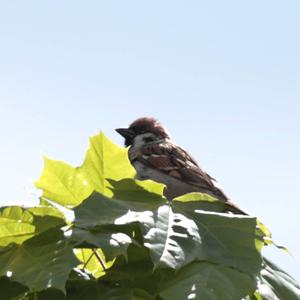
[116,117,170,147]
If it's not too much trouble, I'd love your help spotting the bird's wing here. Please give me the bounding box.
[129,142,228,201]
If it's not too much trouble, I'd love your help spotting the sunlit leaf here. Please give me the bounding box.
[81,132,136,197]
[108,179,165,206]
[0,206,66,248]
[0,207,35,247]
[35,157,93,207]
[74,248,114,279]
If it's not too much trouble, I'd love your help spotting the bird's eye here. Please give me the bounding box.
[144,137,154,143]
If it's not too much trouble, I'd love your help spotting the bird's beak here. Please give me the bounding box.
[115,128,136,139]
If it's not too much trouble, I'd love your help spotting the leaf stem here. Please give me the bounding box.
[82,251,94,269]
[92,248,107,271]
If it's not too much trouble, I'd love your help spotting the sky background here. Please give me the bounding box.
[0,1,299,282]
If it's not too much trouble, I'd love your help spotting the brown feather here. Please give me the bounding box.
[129,142,229,202]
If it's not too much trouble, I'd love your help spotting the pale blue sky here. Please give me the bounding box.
[0,1,299,281]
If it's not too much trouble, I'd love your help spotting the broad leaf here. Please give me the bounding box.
[66,280,154,300]
[81,132,136,196]
[35,133,165,206]
[74,189,262,274]
[160,262,256,300]
[28,206,66,233]
[74,248,114,278]
[254,258,300,300]
[173,200,262,274]
[3,131,298,299]
[108,178,165,202]
[173,192,227,211]
[19,288,65,300]
[71,228,132,260]
[0,206,66,248]
[143,204,201,270]
[0,207,35,247]
[22,285,154,300]
[0,276,28,300]
[35,157,93,207]
[0,227,79,292]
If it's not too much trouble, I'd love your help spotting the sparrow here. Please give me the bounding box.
[116,117,245,214]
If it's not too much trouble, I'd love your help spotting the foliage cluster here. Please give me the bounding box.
[0,133,299,299]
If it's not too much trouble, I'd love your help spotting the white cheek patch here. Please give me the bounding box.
[133,135,146,146]
[133,133,158,147]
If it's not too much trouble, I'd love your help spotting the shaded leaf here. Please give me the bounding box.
[74,189,262,274]
[66,280,153,300]
[74,192,131,228]
[143,204,201,270]
[0,276,28,300]
[173,200,262,274]
[160,262,256,300]
[21,288,65,300]
[28,206,66,233]
[254,258,300,300]
[108,178,165,202]
[0,227,79,292]
[71,227,132,260]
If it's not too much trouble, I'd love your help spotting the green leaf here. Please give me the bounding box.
[0,227,79,292]
[66,280,153,300]
[81,132,136,197]
[0,276,28,300]
[173,192,230,213]
[0,207,35,247]
[0,206,67,248]
[108,178,165,203]
[74,189,262,274]
[29,283,142,300]
[254,258,300,300]
[20,288,65,300]
[0,206,33,223]
[100,241,174,296]
[71,227,132,261]
[160,262,256,300]
[74,192,131,228]
[35,157,93,207]
[28,206,66,233]
[173,200,262,274]
[5,131,297,299]
[142,204,201,270]
[74,248,114,278]
[34,132,164,209]
[27,206,65,220]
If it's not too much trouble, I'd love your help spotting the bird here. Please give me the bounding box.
[116,117,246,214]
